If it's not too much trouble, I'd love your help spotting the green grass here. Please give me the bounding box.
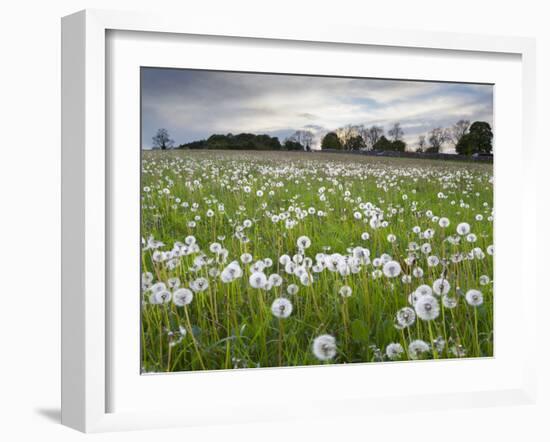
[140,149,493,372]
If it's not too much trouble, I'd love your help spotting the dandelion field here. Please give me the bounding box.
[140,150,493,373]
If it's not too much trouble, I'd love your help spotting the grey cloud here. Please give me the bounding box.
[141,68,493,151]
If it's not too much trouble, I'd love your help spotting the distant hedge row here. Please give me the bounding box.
[178,133,303,151]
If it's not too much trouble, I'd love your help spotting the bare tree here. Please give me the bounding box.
[302,131,313,150]
[428,127,450,152]
[290,130,314,150]
[336,125,358,150]
[357,125,369,148]
[388,122,404,142]
[449,119,470,146]
[366,125,384,149]
[152,128,174,150]
[417,135,426,152]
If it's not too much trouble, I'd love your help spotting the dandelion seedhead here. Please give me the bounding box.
[408,339,430,360]
[465,289,484,307]
[385,343,404,360]
[383,260,401,278]
[297,235,312,249]
[432,278,450,296]
[286,284,299,295]
[456,222,471,236]
[442,294,458,309]
[172,288,193,307]
[271,297,293,319]
[339,285,352,298]
[396,307,416,328]
[414,295,440,321]
[249,271,268,289]
[190,277,209,292]
[312,334,337,361]
[415,284,433,297]
[151,290,171,305]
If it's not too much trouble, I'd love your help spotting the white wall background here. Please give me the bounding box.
[0,1,547,440]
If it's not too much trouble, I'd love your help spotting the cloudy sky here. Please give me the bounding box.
[141,68,493,152]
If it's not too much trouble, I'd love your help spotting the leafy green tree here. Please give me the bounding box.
[255,134,282,150]
[391,140,406,152]
[321,132,343,150]
[206,134,230,149]
[283,139,303,151]
[347,135,366,150]
[468,121,493,154]
[180,133,282,150]
[179,140,207,149]
[455,121,493,155]
[372,136,392,151]
[455,133,474,155]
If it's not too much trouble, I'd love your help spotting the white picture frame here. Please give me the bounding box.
[61,9,537,433]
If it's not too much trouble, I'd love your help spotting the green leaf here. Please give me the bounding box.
[351,319,368,342]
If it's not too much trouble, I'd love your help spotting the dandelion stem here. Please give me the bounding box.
[474,307,481,357]
[166,342,172,372]
[428,321,438,359]
[278,319,284,366]
[184,306,206,370]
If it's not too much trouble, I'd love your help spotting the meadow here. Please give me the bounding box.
[140,149,493,372]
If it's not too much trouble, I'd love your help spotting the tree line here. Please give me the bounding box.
[151,119,492,156]
[319,120,492,155]
[179,133,283,151]
[321,123,406,152]
[152,131,309,151]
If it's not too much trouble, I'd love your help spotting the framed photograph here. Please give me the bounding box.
[61,9,537,432]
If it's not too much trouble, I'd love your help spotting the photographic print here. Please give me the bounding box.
[140,68,493,373]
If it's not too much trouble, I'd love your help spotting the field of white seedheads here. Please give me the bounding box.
[140,150,493,372]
